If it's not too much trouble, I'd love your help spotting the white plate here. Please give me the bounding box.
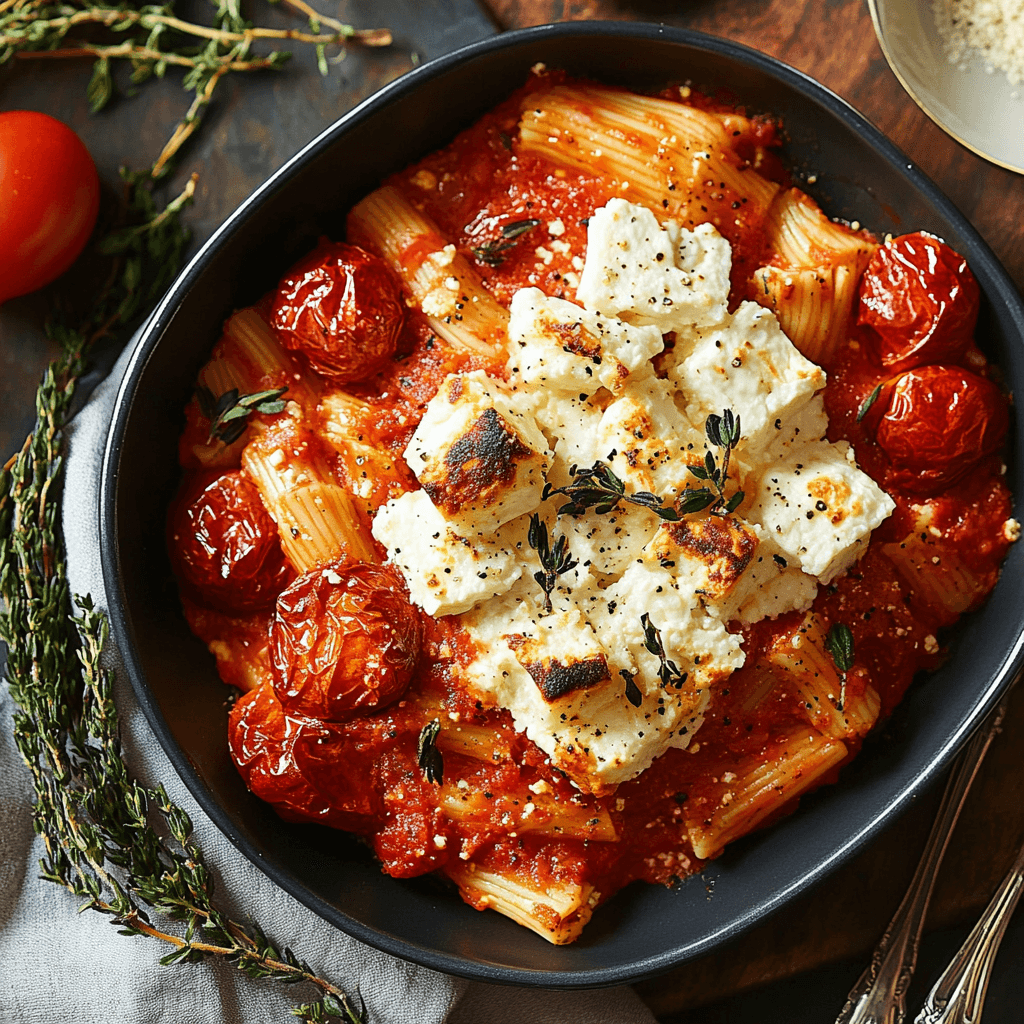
[869,0,1024,173]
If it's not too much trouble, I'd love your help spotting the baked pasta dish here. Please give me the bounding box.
[169,72,1017,943]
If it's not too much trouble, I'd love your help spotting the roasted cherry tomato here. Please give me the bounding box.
[876,365,1008,493]
[170,471,291,613]
[0,111,101,305]
[271,561,421,721]
[228,684,378,830]
[269,241,405,383]
[858,232,979,372]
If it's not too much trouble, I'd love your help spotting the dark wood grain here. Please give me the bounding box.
[482,1,1024,1015]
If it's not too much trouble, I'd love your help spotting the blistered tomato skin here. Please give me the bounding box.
[269,241,405,383]
[875,365,1008,493]
[171,471,291,613]
[858,232,980,372]
[228,685,378,830]
[271,561,422,722]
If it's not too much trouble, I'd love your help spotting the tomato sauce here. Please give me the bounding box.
[171,79,1016,931]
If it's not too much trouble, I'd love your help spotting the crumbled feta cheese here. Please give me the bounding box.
[507,288,663,395]
[405,371,551,535]
[592,376,704,497]
[669,301,827,453]
[577,198,732,330]
[371,491,524,616]
[745,440,896,583]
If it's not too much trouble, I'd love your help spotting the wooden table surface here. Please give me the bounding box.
[2,0,1023,1018]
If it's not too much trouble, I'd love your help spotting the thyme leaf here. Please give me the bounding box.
[1,11,390,1013]
[197,384,288,445]
[680,408,744,518]
[542,461,680,521]
[640,613,689,690]
[825,622,855,711]
[856,383,883,423]
[469,218,540,267]
[417,720,444,785]
[620,668,643,708]
[527,514,579,613]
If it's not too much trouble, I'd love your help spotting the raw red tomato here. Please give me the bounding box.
[858,232,979,372]
[271,561,421,721]
[269,240,405,383]
[170,471,291,613]
[0,111,101,304]
[876,365,1008,492]
[228,684,379,830]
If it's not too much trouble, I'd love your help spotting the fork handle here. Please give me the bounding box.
[912,837,1024,1024]
[834,697,1008,1024]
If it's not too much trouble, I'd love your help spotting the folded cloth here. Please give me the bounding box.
[0,336,657,1024]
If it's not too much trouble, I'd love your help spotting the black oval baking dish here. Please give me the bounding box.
[100,20,1024,988]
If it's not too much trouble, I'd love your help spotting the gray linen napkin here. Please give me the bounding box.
[0,337,657,1024]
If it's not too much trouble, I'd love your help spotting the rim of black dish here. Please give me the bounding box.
[100,20,1024,988]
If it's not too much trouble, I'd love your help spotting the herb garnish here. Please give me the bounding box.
[620,668,643,708]
[542,461,681,522]
[417,720,444,785]
[678,409,744,516]
[856,383,883,424]
[825,622,855,711]
[1,0,390,176]
[0,11,391,1017]
[640,613,690,690]
[470,218,540,267]
[527,513,579,613]
[196,385,288,445]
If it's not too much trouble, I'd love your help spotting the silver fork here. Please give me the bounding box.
[911,830,1024,1023]
[835,693,1011,1024]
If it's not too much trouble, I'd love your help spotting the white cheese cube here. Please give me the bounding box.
[593,376,704,499]
[715,526,818,624]
[405,371,551,535]
[734,394,829,494]
[577,199,732,330]
[371,491,524,616]
[670,301,827,454]
[745,440,895,583]
[643,514,760,601]
[562,504,660,578]
[641,514,818,625]
[507,287,662,394]
[461,591,715,795]
[594,564,746,692]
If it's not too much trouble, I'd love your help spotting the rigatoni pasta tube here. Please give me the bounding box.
[752,189,877,363]
[684,724,848,860]
[318,390,414,517]
[445,863,596,945]
[518,84,779,228]
[242,418,376,573]
[348,186,508,357]
[769,613,881,740]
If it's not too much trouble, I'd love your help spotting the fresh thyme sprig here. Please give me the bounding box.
[527,513,579,614]
[640,613,690,690]
[1,11,391,1015]
[542,461,681,522]
[824,622,855,712]
[679,409,744,516]
[197,384,288,445]
[417,719,444,785]
[1,0,391,178]
[0,175,368,1021]
[470,218,540,267]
